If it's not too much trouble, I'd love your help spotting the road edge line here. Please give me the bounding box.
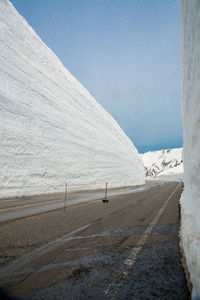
[105,182,181,296]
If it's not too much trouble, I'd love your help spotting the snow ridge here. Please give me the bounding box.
[141,148,183,177]
[0,0,144,197]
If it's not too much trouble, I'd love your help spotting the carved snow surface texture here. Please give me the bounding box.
[141,148,183,177]
[181,0,200,297]
[0,0,144,198]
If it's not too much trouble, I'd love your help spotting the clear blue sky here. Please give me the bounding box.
[10,0,182,153]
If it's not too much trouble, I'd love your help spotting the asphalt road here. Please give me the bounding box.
[0,185,150,224]
[0,182,190,299]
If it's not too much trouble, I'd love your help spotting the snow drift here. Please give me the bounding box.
[181,1,200,297]
[0,0,144,198]
[141,148,183,179]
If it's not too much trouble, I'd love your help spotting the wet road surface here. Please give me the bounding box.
[0,182,190,299]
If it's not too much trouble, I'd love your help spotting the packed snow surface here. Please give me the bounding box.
[141,148,183,178]
[0,0,144,198]
[181,1,200,297]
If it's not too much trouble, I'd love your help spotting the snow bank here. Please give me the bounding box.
[0,0,144,198]
[181,1,200,297]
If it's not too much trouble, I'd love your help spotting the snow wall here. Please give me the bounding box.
[181,1,200,297]
[0,0,144,198]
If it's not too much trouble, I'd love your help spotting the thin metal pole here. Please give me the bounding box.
[125,180,126,194]
[64,183,67,213]
[105,182,108,200]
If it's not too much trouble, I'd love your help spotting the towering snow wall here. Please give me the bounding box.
[181,1,200,297]
[0,0,144,198]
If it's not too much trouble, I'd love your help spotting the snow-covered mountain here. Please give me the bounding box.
[0,0,144,198]
[141,148,183,177]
